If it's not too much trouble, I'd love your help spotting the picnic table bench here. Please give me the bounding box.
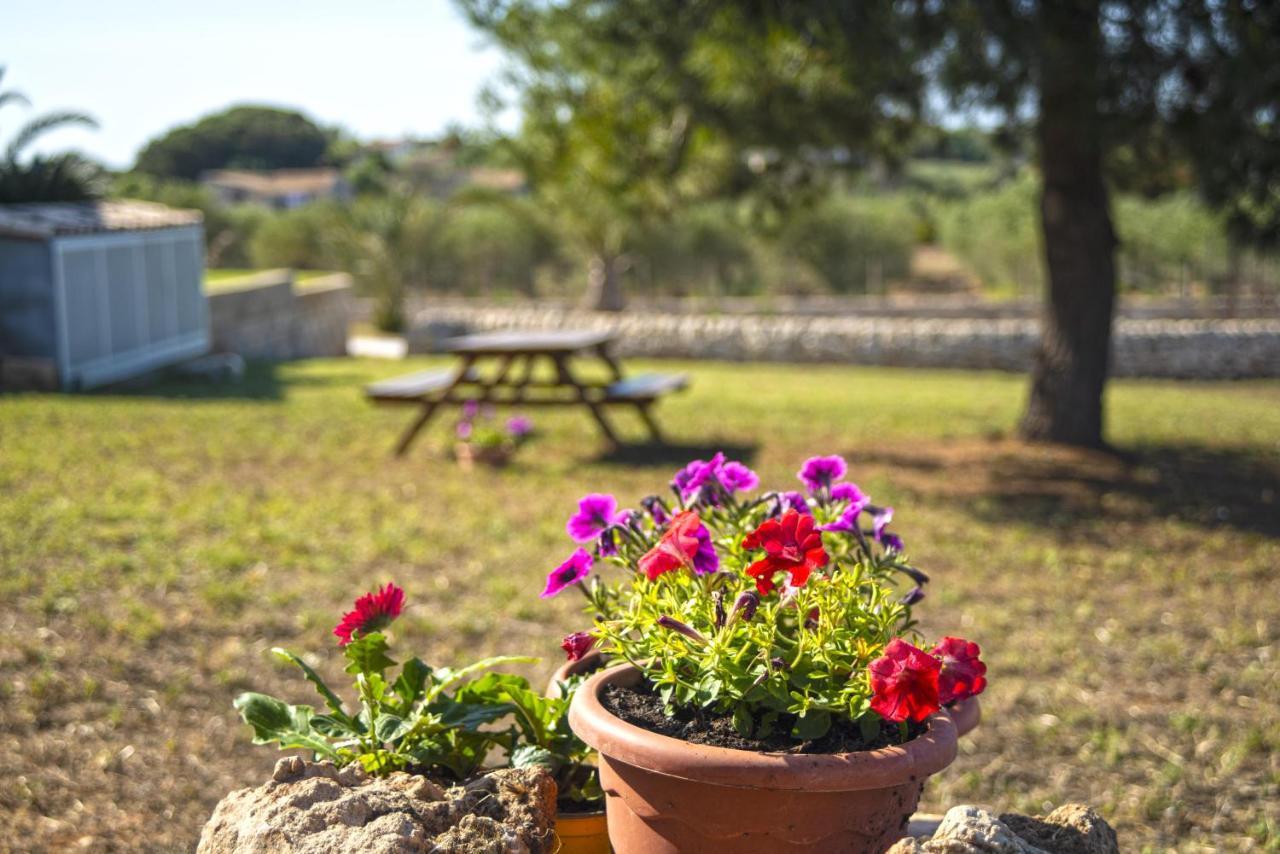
[366,329,688,456]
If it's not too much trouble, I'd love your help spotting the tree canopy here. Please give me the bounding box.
[0,66,101,203]
[134,105,330,180]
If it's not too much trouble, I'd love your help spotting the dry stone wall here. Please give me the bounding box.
[411,305,1280,379]
[208,272,354,361]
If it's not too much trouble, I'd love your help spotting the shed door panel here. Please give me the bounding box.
[61,247,107,366]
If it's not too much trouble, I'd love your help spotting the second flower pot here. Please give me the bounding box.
[569,664,958,854]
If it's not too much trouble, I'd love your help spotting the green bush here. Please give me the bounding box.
[248,204,337,270]
[632,204,761,297]
[1114,192,1230,293]
[933,173,1044,297]
[779,195,916,294]
[429,202,556,296]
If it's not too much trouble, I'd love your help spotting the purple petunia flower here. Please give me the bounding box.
[657,615,707,644]
[881,532,904,554]
[900,586,926,606]
[780,491,811,515]
[719,461,760,492]
[641,495,670,525]
[456,420,473,440]
[567,493,619,543]
[541,548,593,598]
[798,455,847,492]
[506,415,533,438]
[691,522,719,575]
[818,506,861,533]
[673,452,758,504]
[830,481,869,512]
[597,527,619,557]
[872,506,895,541]
[461,400,480,420]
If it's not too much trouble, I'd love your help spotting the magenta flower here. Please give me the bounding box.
[673,452,758,504]
[692,521,719,575]
[641,495,670,525]
[818,506,860,533]
[779,491,811,515]
[798,455,847,492]
[882,532,905,554]
[456,420,473,440]
[873,506,895,540]
[506,415,533,438]
[830,481,869,512]
[461,400,480,419]
[567,493,620,543]
[720,461,759,492]
[541,548,593,598]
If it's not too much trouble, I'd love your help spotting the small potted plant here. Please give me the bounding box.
[454,401,533,469]
[541,454,988,852]
[231,582,607,851]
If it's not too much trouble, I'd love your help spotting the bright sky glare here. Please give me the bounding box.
[5,0,506,168]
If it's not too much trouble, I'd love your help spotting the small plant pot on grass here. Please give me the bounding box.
[569,664,959,854]
[454,441,513,470]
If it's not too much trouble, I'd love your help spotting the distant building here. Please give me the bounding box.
[201,168,352,209]
[0,200,208,390]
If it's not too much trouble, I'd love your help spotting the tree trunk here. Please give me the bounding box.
[1020,0,1116,449]
[582,253,626,312]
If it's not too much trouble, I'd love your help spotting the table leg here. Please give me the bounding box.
[392,356,476,457]
[595,342,624,381]
[555,354,621,449]
[636,401,665,443]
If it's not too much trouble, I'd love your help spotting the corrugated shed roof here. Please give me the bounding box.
[0,200,203,240]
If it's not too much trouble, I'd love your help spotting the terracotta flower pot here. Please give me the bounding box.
[454,442,512,470]
[554,809,611,854]
[569,664,958,854]
[546,650,607,699]
[946,696,981,738]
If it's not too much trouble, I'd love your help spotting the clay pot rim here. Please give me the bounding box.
[568,663,958,792]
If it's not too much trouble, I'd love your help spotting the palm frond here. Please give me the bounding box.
[5,111,98,162]
[0,90,31,112]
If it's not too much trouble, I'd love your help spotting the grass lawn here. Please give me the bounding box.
[1,358,1277,851]
[204,268,337,293]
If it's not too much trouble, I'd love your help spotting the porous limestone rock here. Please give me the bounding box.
[197,758,556,854]
[887,803,1118,854]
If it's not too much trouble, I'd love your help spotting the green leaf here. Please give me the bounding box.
[732,704,754,738]
[393,657,433,708]
[792,709,831,741]
[428,655,537,698]
[343,633,396,676]
[272,647,353,725]
[435,700,515,730]
[374,713,408,742]
[511,744,559,770]
[858,716,881,744]
[233,692,339,758]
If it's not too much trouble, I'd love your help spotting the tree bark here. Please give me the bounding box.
[583,253,626,312]
[1021,0,1117,449]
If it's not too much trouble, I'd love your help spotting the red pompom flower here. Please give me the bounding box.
[561,631,595,662]
[741,510,828,595]
[930,637,987,705]
[333,582,405,646]
[868,638,941,723]
[639,511,704,581]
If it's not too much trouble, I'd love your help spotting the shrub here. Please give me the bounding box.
[248,203,336,270]
[779,195,916,294]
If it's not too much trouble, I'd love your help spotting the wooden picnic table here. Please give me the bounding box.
[366,329,688,456]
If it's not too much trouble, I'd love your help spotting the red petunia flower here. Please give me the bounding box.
[561,631,595,662]
[333,582,405,646]
[868,638,941,723]
[741,510,828,596]
[639,511,703,581]
[930,637,987,705]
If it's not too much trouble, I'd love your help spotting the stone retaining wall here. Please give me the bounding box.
[411,304,1280,379]
[208,271,354,360]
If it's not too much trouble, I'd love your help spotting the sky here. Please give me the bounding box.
[4,0,508,169]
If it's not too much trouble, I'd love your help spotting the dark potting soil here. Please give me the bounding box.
[602,681,927,754]
[555,797,604,815]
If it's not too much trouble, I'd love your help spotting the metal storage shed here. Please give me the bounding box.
[0,200,208,390]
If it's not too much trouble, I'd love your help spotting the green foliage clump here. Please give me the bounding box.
[248,203,337,271]
[780,195,916,294]
[135,105,329,180]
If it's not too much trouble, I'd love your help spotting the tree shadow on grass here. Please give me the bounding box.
[593,440,760,470]
[863,441,1279,538]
